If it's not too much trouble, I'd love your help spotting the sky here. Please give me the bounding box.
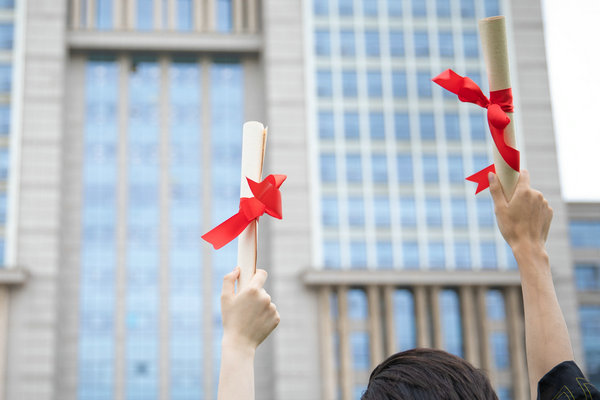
[542,0,600,202]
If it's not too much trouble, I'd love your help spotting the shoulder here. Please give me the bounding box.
[537,361,600,400]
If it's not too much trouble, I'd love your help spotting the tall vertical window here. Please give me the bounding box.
[389,31,405,57]
[439,290,463,356]
[176,0,194,31]
[0,24,13,49]
[126,57,160,400]
[393,290,416,349]
[217,0,233,32]
[438,31,454,57]
[414,31,429,57]
[79,56,118,400]
[340,30,356,57]
[97,0,113,29]
[137,0,154,30]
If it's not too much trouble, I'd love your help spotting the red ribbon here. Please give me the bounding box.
[202,174,287,250]
[432,69,520,194]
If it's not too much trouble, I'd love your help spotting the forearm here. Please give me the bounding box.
[514,242,573,399]
[217,339,256,400]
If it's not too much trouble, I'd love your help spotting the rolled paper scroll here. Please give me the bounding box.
[479,16,519,200]
[237,121,267,289]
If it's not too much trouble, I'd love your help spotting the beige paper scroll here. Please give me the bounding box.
[237,121,268,290]
[479,16,519,200]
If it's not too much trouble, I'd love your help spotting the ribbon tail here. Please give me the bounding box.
[488,125,520,172]
[201,212,251,250]
[466,164,496,194]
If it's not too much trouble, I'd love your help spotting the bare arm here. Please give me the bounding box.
[489,170,573,400]
[217,268,280,400]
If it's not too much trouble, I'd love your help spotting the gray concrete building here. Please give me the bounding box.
[0,0,594,400]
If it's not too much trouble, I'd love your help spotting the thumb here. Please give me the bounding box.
[488,172,507,208]
[222,267,240,297]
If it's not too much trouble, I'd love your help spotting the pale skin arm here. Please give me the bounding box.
[489,170,573,400]
[217,267,280,400]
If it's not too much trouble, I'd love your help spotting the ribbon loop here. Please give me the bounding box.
[202,174,287,250]
[432,69,520,194]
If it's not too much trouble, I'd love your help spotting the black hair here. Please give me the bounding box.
[361,348,499,400]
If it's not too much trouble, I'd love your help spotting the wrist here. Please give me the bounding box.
[222,333,257,358]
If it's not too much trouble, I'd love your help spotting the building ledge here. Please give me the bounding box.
[67,30,262,53]
[0,268,28,286]
[302,269,522,287]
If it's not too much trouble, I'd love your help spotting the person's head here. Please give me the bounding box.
[361,348,498,400]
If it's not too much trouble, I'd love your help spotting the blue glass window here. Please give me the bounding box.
[497,388,513,400]
[439,31,454,57]
[176,0,193,30]
[348,289,368,319]
[374,196,390,226]
[0,24,13,49]
[412,0,427,16]
[473,154,490,173]
[448,155,464,183]
[372,154,388,183]
[393,290,416,349]
[315,30,331,56]
[445,113,460,140]
[351,332,370,369]
[0,105,9,134]
[484,0,500,17]
[451,198,468,227]
[346,154,362,182]
[506,243,518,270]
[350,241,367,268]
[377,241,393,267]
[403,241,420,268]
[414,31,429,57]
[454,242,471,269]
[96,0,113,29]
[429,242,445,268]
[342,70,358,97]
[491,332,510,369]
[0,0,14,9]
[570,222,600,248]
[339,0,354,15]
[217,0,233,32]
[476,196,495,227]
[324,241,341,268]
[579,305,600,387]
[575,264,600,291]
[460,0,475,17]
[392,70,408,98]
[420,113,435,140]
[348,197,365,226]
[397,154,414,183]
[463,32,480,57]
[136,0,154,30]
[322,197,339,226]
[363,0,378,16]
[486,290,506,320]
[320,154,336,182]
[314,0,329,15]
[370,112,385,139]
[388,0,403,16]
[417,72,432,98]
[317,70,333,97]
[345,111,360,138]
[340,30,356,56]
[365,31,380,56]
[439,290,463,356]
[400,197,417,227]
[367,70,382,97]
[390,31,405,57]
[436,0,451,16]
[480,242,497,268]
[395,113,410,140]
[422,154,439,183]
[319,111,334,139]
[426,198,442,226]
[470,113,487,141]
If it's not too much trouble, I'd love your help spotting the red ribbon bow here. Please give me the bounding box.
[202,174,287,250]
[432,69,520,194]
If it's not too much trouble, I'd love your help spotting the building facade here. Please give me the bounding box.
[0,0,592,400]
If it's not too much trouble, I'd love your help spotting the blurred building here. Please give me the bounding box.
[0,0,596,400]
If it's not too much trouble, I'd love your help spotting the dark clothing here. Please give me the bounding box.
[538,361,600,399]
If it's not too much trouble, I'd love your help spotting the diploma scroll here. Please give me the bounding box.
[479,16,519,200]
[237,121,268,290]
